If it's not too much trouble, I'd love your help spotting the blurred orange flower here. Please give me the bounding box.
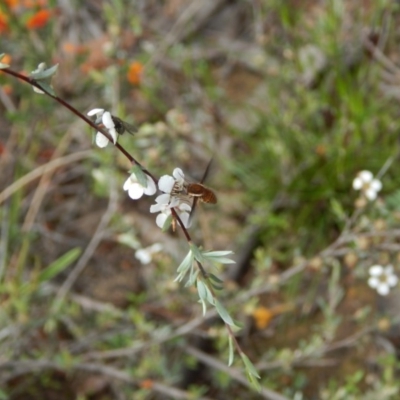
[5,0,19,8]
[0,11,8,33]
[252,306,274,330]
[2,84,13,95]
[127,61,143,85]
[26,8,51,29]
[0,54,12,74]
[140,379,153,389]
[62,42,86,55]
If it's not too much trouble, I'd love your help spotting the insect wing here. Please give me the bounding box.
[111,116,137,135]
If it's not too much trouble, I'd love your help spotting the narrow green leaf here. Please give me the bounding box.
[190,243,206,263]
[197,280,208,302]
[34,81,55,96]
[203,250,234,257]
[247,372,262,392]
[207,256,235,264]
[185,265,199,287]
[0,53,5,60]
[210,281,224,291]
[177,250,193,273]
[39,248,81,283]
[199,298,207,315]
[241,354,261,379]
[228,336,234,366]
[162,214,173,232]
[208,273,224,284]
[175,250,194,282]
[215,300,235,326]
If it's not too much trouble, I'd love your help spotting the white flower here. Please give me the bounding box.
[123,172,156,199]
[368,264,398,296]
[135,243,163,264]
[157,168,185,203]
[352,170,382,201]
[150,194,191,229]
[87,108,118,148]
[149,168,192,229]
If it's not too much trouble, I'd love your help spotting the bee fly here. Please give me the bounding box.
[172,159,217,222]
[185,182,217,204]
[110,115,137,136]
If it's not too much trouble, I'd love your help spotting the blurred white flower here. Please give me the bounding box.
[123,171,156,200]
[368,264,398,296]
[352,170,382,201]
[87,108,118,148]
[135,243,163,264]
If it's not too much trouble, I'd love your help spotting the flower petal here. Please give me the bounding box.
[150,203,163,213]
[158,175,175,193]
[352,177,363,190]
[377,283,390,296]
[359,170,373,183]
[87,108,104,116]
[155,193,171,205]
[135,249,152,264]
[95,132,109,148]
[173,168,185,182]
[179,211,191,228]
[156,213,168,228]
[128,182,145,199]
[368,276,380,289]
[178,203,192,212]
[371,179,382,192]
[123,175,135,191]
[365,188,377,201]
[109,127,118,144]
[388,275,398,287]
[369,265,383,276]
[144,177,157,195]
[102,111,115,129]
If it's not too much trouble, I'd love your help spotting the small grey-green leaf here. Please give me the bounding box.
[177,250,193,273]
[162,214,173,232]
[241,354,261,379]
[34,81,55,96]
[185,266,199,287]
[203,250,234,257]
[190,243,206,263]
[208,273,223,284]
[215,300,235,326]
[228,336,234,366]
[247,373,262,392]
[210,281,224,291]
[129,165,148,188]
[200,299,207,315]
[197,280,208,302]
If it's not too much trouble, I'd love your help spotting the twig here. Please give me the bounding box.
[185,345,289,400]
[0,150,93,205]
[0,360,213,400]
[53,180,118,309]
